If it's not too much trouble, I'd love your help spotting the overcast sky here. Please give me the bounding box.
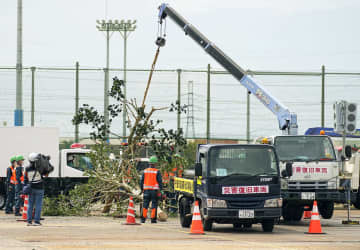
[1,0,360,71]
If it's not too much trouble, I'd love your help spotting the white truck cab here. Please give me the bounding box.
[255,135,341,220]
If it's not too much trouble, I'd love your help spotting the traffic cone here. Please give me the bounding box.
[303,206,312,219]
[17,195,28,222]
[123,196,140,225]
[306,201,325,234]
[190,201,204,234]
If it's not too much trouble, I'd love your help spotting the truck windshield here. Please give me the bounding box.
[67,153,94,171]
[209,147,278,177]
[274,136,336,162]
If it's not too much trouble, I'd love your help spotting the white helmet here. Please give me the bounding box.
[28,152,39,162]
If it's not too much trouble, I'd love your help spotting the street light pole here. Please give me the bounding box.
[122,28,127,140]
[119,20,137,141]
[15,0,23,126]
[97,20,136,142]
[96,20,116,141]
[104,27,110,140]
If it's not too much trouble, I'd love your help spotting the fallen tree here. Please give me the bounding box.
[72,48,188,213]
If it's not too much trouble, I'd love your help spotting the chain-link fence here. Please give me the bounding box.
[1,65,360,141]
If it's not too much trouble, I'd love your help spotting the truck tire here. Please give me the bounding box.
[203,218,213,231]
[0,193,5,210]
[179,198,192,228]
[318,201,334,219]
[261,219,274,232]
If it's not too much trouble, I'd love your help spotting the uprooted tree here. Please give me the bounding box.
[72,54,189,214]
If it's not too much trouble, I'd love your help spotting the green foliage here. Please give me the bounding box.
[71,75,188,213]
[42,184,93,216]
[183,141,197,168]
[42,195,74,216]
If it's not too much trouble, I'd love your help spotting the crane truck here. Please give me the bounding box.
[157,3,349,222]
[0,127,92,209]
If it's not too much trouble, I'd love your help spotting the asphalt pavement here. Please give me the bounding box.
[1,209,360,249]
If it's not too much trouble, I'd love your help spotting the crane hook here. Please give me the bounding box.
[156,16,166,47]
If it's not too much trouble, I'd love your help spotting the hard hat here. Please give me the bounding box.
[10,156,17,163]
[16,155,24,161]
[320,130,325,135]
[261,138,269,144]
[28,152,39,162]
[149,156,158,164]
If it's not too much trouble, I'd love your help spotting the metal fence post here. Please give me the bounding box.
[206,64,211,143]
[321,65,325,127]
[30,66,35,126]
[75,62,79,142]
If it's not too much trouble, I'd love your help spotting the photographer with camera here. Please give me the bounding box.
[24,152,53,226]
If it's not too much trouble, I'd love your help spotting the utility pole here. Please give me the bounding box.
[206,64,211,143]
[15,0,23,126]
[321,65,325,127]
[118,20,137,141]
[31,67,35,126]
[177,69,181,131]
[75,62,80,142]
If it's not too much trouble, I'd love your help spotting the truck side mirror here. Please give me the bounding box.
[195,163,202,177]
[345,145,352,159]
[282,162,293,177]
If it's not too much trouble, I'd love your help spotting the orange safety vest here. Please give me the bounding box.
[10,166,18,185]
[163,172,170,184]
[143,168,159,190]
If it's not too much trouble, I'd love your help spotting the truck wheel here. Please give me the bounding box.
[261,219,274,232]
[179,198,192,228]
[0,193,5,209]
[203,218,213,231]
[318,201,334,219]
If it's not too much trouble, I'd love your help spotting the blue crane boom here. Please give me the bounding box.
[157,3,298,135]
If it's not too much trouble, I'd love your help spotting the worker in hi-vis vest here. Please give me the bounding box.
[140,156,163,223]
[5,156,18,214]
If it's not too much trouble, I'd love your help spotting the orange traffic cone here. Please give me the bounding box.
[123,196,140,225]
[303,206,312,219]
[17,195,28,222]
[190,201,204,234]
[306,201,325,234]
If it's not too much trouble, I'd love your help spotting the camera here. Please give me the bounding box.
[34,154,54,175]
